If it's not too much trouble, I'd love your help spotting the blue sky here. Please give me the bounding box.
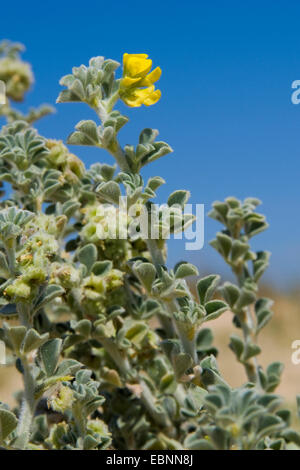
[1,0,300,288]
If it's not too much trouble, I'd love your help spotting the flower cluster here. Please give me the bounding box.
[120,53,161,107]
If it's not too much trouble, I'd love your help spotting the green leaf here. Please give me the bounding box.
[197,275,220,305]
[67,120,100,146]
[257,415,283,437]
[55,359,82,377]
[265,362,284,392]
[216,233,232,258]
[173,353,193,380]
[281,429,300,446]
[124,321,148,346]
[83,435,99,450]
[243,343,261,361]
[139,128,159,144]
[39,339,62,377]
[160,373,176,394]
[196,328,214,351]
[140,141,172,167]
[74,320,92,338]
[146,176,165,191]
[95,181,121,204]
[34,284,65,312]
[6,325,26,354]
[92,260,112,276]
[100,163,116,181]
[253,251,270,281]
[167,190,190,208]
[229,334,244,361]
[21,329,49,354]
[204,300,228,322]
[205,394,223,411]
[235,288,256,310]
[78,244,97,274]
[221,282,240,308]
[134,262,156,292]
[211,427,228,450]
[255,297,273,333]
[210,201,229,222]
[231,240,249,263]
[175,262,198,279]
[185,438,215,450]
[0,207,34,240]
[246,220,269,239]
[0,409,18,441]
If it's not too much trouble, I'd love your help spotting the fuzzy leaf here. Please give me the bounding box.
[216,233,232,258]
[92,260,112,276]
[0,409,18,441]
[68,120,100,146]
[197,275,220,305]
[39,339,62,376]
[21,329,49,354]
[6,326,26,354]
[175,262,198,279]
[167,190,190,208]
[204,300,228,322]
[173,353,193,380]
[134,262,156,292]
[78,244,97,274]
[34,284,65,312]
[221,282,240,308]
[95,181,121,205]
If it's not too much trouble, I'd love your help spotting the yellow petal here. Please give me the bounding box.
[120,76,141,88]
[134,85,155,100]
[121,89,144,107]
[140,67,162,86]
[125,55,152,78]
[143,89,161,106]
[122,96,142,107]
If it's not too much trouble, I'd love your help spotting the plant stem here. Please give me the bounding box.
[139,379,172,429]
[100,338,172,430]
[14,358,36,449]
[5,238,16,276]
[236,275,263,390]
[94,102,130,172]
[174,320,198,364]
[146,238,165,268]
[101,338,131,376]
[14,304,35,449]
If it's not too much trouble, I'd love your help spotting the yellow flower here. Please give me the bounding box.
[120,53,161,107]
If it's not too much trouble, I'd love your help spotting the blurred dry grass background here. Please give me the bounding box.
[0,287,299,417]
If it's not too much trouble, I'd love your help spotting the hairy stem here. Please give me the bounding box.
[94,102,130,172]
[15,359,36,449]
[5,238,16,276]
[236,274,262,389]
[146,238,165,268]
[100,338,131,376]
[14,304,35,449]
